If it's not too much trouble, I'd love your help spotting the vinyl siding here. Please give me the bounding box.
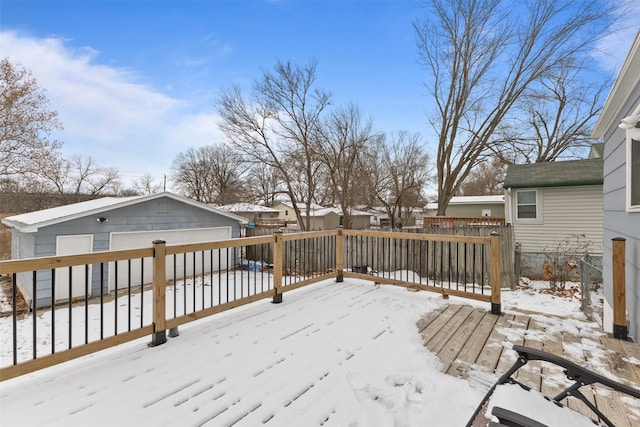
[602,84,640,341]
[511,185,603,255]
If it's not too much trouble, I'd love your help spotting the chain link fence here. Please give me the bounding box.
[579,256,603,326]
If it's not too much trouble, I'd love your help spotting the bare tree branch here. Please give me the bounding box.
[414,0,615,214]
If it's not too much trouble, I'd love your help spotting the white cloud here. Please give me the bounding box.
[0,31,222,187]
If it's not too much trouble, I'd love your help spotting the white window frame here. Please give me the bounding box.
[514,189,542,223]
[627,135,640,212]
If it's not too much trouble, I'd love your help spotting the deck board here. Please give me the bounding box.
[418,304,640,426]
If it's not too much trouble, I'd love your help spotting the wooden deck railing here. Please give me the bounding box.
[0,228,501,380]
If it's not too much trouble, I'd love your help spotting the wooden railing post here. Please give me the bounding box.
[490,232,502,315]
[612,237,627,340]
[150,240,167,346]
[272,231,283,303]
[336,228,344,282]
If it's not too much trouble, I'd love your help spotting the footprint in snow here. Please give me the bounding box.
[347,372,428,427]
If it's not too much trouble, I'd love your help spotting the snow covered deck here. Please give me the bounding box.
[1,279,639,426]
[0,279,484,426]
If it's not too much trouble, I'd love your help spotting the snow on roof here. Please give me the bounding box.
[2,192,247,233]
[299,207,372,217]
[274,201,325,210]
[216,203,280,213]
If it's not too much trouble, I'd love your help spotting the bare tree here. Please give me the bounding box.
[491,63,610,163]
[316,104,381,228]
[369,132,431,228]
[1,57,63,177]
[414,0,615,215]
[38,154,121,202]
[217,59,330,231]
[131,174,164,195]
[171,143,247,205]
[459,158,505,195]
[245,164,284,206]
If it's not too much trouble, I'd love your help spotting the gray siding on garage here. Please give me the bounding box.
[12,195,243,308]
[602,85,640,342]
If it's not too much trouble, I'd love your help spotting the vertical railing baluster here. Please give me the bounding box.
[481,243,486,291]
[201,250,205,309]
[51,268,55,355]
[464,243,468,292]
[183,252,187,314]
[456,242,460,290]
[100,263,104,340]
[114,260,118,336]
[218,249,222,304]
[210,250,214,306]
[226,247,230,303]
[32,270,36,360]
[192,251,196,312]
[240,246,244,298]
[68,266,72,348]
[472,244,477,293]
[173,254,177,317]
[12,273,18,365]
[419,240,424,284]
[140,258,144,328]
[85,264,89,344]
[128,260,132,331]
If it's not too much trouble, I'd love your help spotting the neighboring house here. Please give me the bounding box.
[217,203,281,226]
[2,192,247,308]
[591,31,640,342]
[271,202,371,230]
[503,159,604,277]
[424,195,505,218]
[271,202,325,227]
[364,206,424,229]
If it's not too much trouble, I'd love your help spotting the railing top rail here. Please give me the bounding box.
[0,247,154,274]
[342,229,491,244]
[165,235,275,256]
[280,229,339,242]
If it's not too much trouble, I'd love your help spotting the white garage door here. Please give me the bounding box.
[55,234,94,301]
[108,227,232,291]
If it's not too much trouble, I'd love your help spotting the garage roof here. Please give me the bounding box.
[2,192,247,233]
[503,159,603,189]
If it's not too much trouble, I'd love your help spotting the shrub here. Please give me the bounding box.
[542,234,590,290]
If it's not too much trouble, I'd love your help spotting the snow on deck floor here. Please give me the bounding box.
[0,279,485,427]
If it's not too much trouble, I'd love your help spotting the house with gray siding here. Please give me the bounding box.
[591,31,640,341]
[2,192,247,308]
[503,158,603,277]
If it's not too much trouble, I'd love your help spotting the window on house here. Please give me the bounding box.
[516,190,537,219]
[630,138,639,209]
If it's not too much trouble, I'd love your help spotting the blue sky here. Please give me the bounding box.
[1,0,638,190]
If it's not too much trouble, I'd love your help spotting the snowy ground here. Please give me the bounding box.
[0,277,621,427]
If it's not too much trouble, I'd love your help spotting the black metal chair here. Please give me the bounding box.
[467,345,640,427]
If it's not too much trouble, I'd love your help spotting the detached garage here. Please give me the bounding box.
[2,192,247,308]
